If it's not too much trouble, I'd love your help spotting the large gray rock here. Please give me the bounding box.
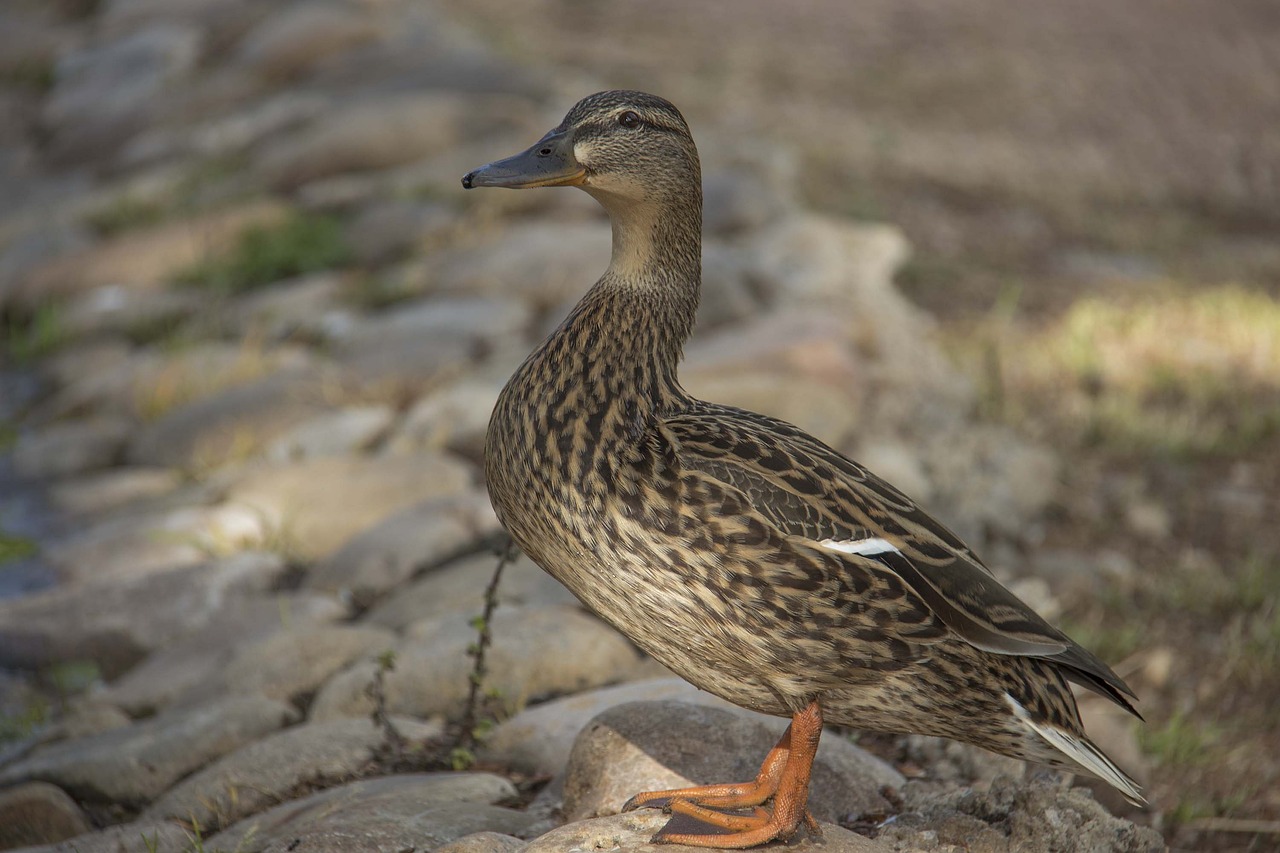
[235,0,385,81]
[98,592,348,715]
[563,700,903,825]
[382,378,502,460]
[310,605,645,721]
[520,812,890,852]
[224,452,475,560]
[362,550,574,632]
[207,773,535,853]
[305,492,499,608]
[254,92,529,190]
[878,777,1164,853]
[0,782,92,849]
[45,467,183,517]
[12,416,133,479]
[0,695,299,806]
[0,552,288,676]
[264,405,396,462]
[9,820,192,853]
[435,832,527,853]
[145,716,443,829]
[482,678,733,777]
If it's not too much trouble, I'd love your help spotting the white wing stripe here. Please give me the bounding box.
[819,537,900,557]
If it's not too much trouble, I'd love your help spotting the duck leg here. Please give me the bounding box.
[621,699,824,848]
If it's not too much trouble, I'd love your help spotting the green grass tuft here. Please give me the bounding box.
[177,213,351,294]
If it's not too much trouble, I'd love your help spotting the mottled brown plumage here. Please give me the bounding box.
[464,90,1142,848]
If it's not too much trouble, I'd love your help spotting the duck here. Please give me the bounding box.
[462,90,1142,849]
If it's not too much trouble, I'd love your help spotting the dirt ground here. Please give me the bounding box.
[438,2,1280,850]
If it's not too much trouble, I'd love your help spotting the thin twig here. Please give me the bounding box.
[456,535,515,759]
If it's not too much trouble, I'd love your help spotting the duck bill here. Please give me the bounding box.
[462,129,586,189]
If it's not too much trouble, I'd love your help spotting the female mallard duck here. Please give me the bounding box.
[463,90,1142,848]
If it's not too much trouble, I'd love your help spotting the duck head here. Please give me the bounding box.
[462,90,701,209]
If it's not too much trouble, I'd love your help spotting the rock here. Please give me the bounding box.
[382,378,502,460]
[43,503,273,583]
[362,550,574,632]
[436,832,527,853]
[9,820,192,853]
[226,271,347,341]
[12,415,133,479]
[45,467,183,517]
[0,552,287,676]
[50,697,132,741]
[305,493,498,608]
[0,782,92,849]
[60,284,201,340]
[339,295,532,354]
[98,592,347,715]
[878,777,1164,852]
[210,623,397,705]
[852,439,935,503]
[127,366,333,471]
[265,405,395,462]
[432,221,610,310]
[344,200,453,266]
[15,201,289,307]
[702,168,790,237]
[42,23,203,162]
[482,677,736,777]
[146,716,443,830]
[695,242,760,329]
[236,1,385,81]
[563,700,903,825]
[310,605,645,721]
[254,92,529,190]
[521,812,890,852]
[0,695,299,806]
[206,773,535,853]
[332,329,476,401]
[224,452,475,561]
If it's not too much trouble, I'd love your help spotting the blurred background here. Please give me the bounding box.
[0,1,1277,850]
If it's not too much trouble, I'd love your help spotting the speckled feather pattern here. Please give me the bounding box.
[482,91,1141,790]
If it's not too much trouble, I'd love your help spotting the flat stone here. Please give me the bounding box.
[60,284,202,340]
[146,716,443,830]
[98,592,347,715]
[563,700,903,824]
[127,366,333,471]
[236,1,385,81]
[208,623,397,705]
[0,782,92,849]
[332,330,476,401]
[43,503,273,583]
[9,820,192,853]
[15,201,288,307]
[382,378,502,460]
[436,832,527,853]
[344,200,453,265]
[362,550,575,632]
[521,812,890,852]
[265,405,395,462]
[224,452,475,561]
[12,416,134,480]
[255,92,528,190]
[226,271,346,341]
[310,605,645,722]
[306,492,498,609]
[432,221,610,311]
[206,773,534,853]
[338,294,532,355]
[0,552,287,676]
[482,677,739,777]
[0,695,299,806]
[45,467,183,517]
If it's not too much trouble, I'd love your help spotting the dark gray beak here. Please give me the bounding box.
[461,128,585,189]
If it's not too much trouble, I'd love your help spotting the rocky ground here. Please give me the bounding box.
[0,0,1249,851]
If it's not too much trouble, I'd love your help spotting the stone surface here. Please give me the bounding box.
[224,452,476,560]
[383,378,502,459]
[9,820,192,853]
[207,773,535,853]
[236,1,385,81]
[563,700,903,824]
[0,782,92,849]
[0,695,299,806]
[98,592,347,715]
[145,716,443,830]
[362,550,575,632]
[436,832,527,853]
[482,677,732,777]
[0,552,287,676]
[309,605,645,721]
[45,467,183,517]
[305,492,498,608]
[521,812,890,852]
[264,405,395,462]
[12,416,133,479]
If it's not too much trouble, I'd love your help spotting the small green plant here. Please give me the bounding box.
[86,194,168,236]
[0,528,37,565]
[1141,708,1220,767]
[5,304,65,362]
[177,213,351,294]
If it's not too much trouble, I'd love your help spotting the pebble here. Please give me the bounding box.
[0,782,92,849]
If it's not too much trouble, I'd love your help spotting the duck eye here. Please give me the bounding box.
[618,110,641,128]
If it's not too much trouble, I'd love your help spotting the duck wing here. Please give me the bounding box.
[659,404,1139,715]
